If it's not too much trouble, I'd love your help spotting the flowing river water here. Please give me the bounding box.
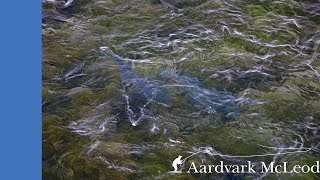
[43,0,320,179]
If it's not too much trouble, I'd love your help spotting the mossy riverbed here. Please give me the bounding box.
[43,0,320,179]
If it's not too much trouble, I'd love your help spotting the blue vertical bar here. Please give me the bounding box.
[0,0,42,179]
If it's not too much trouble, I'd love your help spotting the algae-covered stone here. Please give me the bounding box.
[262,76,320,122]
[183,124,273,157]
[262,88,305,122]
[104,82,121,98]
[162,0,208,9]
[70,88,95,106]
[245,5,268,17]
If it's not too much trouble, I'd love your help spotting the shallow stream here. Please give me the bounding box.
[43,0,320,179]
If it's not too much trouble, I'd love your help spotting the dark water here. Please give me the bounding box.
[43,0,320,179]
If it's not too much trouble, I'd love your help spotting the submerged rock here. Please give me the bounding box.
[42,0,72,22]
[42,10,69,22]
[161,0,208,9]
[42,0,74,9]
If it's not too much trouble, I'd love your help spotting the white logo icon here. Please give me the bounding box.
[172,155,183,173]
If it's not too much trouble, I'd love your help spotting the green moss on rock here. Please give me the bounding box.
[245,5,268,17]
